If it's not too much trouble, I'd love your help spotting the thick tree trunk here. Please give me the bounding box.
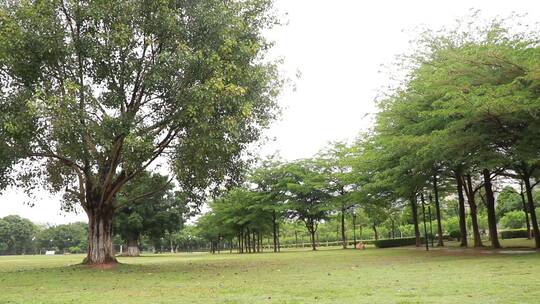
[341,206,347,249]
[455,172,468,247]
[433,175,444,247]
[83,207,117,265]
[519,183,532,239]
[126,238,140,257]
[372,223,378,241]
[523,176,540,248]
[465,174,483,247]
[410,193,421,247]
[482,169,501,249]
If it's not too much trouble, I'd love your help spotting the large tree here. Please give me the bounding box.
[0,0,280,264]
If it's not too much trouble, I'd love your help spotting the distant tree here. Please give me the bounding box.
[496,187,523,218]
[36,222,87,253]
[0,215,36,255]
[283,160,332,251]
[500,211,527,229]
[114,172,187,256]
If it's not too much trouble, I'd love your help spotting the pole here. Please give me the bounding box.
[420,193,429,251]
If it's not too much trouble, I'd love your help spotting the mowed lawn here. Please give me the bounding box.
[0,240,539,304]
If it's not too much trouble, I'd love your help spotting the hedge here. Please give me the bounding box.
[373,237,424,248]
[500,229,529,239]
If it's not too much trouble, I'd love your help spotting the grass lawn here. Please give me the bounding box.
[0,239,539,304]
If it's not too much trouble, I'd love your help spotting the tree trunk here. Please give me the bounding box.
[455,172,468,247]
[482,169,501,249]
[83,206,117,265]
[310,229,316,251]
[519,183,532,239]
[465,174,483,247]
[277,222,281,252]
[272,211,278,252]
[433,174,444,247]
[410,193,421,247]
[372,222,378,241]
[246,227,251,253]
[126,238,140,257]
[523,175,540,248]
[341,206,347,249]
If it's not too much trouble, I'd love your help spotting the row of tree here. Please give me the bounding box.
[0,172,188,256]
[0,215,87,255]
[195,17,540,251]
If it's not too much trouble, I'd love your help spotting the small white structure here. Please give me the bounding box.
[45,250,55,256]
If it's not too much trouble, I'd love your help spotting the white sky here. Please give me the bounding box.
[1,0,539,224]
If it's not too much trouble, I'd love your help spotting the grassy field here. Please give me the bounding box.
[0,239,539,304]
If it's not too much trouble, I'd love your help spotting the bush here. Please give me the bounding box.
[499,211,526,229]
[373,237,423,248]
[68,246,83,254]
[448,230,461,239]
[500,229,529,239]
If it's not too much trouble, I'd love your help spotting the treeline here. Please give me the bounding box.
[0,215,87,255]
[0,213,191,256]
[195,17,540,252]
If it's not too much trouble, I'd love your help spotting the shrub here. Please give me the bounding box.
[499,211,526,229]
[500,229,529,239]
[373,237,423,248]
[448,230,461,239]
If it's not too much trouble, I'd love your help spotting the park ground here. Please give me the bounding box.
[0,239,539,304]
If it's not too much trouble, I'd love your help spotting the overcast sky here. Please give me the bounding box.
[1,0,539,225]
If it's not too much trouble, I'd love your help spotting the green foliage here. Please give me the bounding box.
[496,187,524,218]
[36,222,87,253]
[499,211,526,229]
[114,172,187,246]
[0,0,282,261]
[0,215,36,255]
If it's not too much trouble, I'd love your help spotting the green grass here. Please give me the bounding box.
[0,239,539,304]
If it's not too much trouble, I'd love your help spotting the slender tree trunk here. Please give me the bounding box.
[352,212,357,247]
[252,231,256,253]
[456,171,468,247]
[272,211,278,252]
[523,175,540,248]
[341,205,347,249]
[239,230,244,254]
[465,174,483,247]
[482,169,501,249]
[310,229,316,251]
[410,193,421,247]
[433,174,444,247]
[126,238,140,257]
[372,222,378,241]
[391,218,395,239]
[519,183,532,239]
[246,227,251,253]
[277,222,281,252]
[83,206,117,265]
[420,193,429,251]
